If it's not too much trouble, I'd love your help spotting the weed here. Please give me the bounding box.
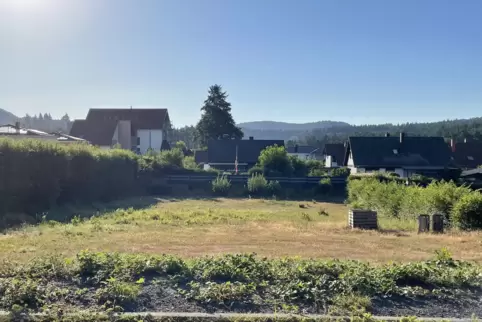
[301,212,312,222]
[95,277,141,308]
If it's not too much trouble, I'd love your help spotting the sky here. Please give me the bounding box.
[1,0,482,127]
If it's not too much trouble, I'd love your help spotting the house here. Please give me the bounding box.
[205,137,284,171]
[287,145,320,160]
[323,143,345,168]
[450,139,482,169]
[194,150,208,166]
[0,123,85,144]
[70,108,171,154]
[344,133,453,178]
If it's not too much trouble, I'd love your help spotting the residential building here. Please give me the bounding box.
[70,108,171,154]
[323,143,345,168]
[287,145,320,160]
[344,133,453,178]
[0,123,85,144]
[450,139,482,169]
[205,137,284,171]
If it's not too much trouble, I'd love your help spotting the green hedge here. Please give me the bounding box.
[348,177,482,229]
[0,139,139,215]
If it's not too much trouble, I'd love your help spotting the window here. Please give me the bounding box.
[468,156,474,161]
[393,149,398,154]
[137,137,140,145]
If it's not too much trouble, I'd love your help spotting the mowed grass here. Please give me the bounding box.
[1,197,482,264]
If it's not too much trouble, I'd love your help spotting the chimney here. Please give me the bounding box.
[399,132,405,143]
[385,132,390,137]
[295,144,298,153]
[450,138,456,152]
[14,122,20,134]
[249,136,254,140]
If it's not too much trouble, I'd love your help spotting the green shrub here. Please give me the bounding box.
[95,277,141,308]
[452,193,482,230]
[309,168,328,177]
[183,156,199,170]
[159,148,184,168]
[247,166,263,176]
[211,175,231,196]
[331,167,350,177]
[289,155,308,177]
[247,174,268,196]
[258,145,293,176]
[267,180,282,196]
[0,139,138,216]
[316,177,332,195]
[348,177,477,222]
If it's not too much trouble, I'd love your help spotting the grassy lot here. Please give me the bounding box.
[1,197,482,264]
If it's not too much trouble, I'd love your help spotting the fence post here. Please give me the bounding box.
[432,214,444,233]
[418,215,430,233]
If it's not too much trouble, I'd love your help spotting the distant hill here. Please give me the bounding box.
[238,120,350,141]
[0,108,71,133]
[239,120,350,131]
[0,108,19,124]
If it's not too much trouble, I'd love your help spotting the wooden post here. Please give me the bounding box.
[432,214,444,233]
[418,215,430,233]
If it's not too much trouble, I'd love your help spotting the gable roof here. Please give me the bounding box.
[323,143,346,163]
[451,141,482,169]
[287,146,318,154]
[346,136,452,168]
[208,139,284,164]
[69,108,169,146]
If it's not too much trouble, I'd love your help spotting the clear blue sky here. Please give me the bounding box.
[1,0,482,127]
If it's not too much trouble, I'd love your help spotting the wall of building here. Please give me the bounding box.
[137,129,163,154]
[324,155,339,168]
[117,121,132,150]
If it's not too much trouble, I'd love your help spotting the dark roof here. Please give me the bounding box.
[194,150,208,164]
[451,141,482,169]
[287,146,318,154]
[323,143,346,163]
[208,139,284,164]
[69,108,169,146]
[346,136,452,168]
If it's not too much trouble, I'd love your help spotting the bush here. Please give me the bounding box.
[211,175,231,196]
[452,193,482,230]
[316,178,332,195]
[331,167,350,177]
[183,156,199,170]
[267,180,282,196]
[289,156,308,177]
[258,145,293,176]
[0,139,139,216]
[247,166,263,176]
[348,177,478,223]
[247,174,268,196]
[159,148,184,168]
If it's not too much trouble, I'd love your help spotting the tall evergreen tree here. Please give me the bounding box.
[196,84,243,146]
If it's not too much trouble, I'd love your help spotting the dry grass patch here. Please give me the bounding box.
[1,197,482,264]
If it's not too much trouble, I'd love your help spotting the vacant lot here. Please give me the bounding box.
[1,197,482,263]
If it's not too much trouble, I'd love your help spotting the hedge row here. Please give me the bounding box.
[348,177,482,229]
[0,139,139,215]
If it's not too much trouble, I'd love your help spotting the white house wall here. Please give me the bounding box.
[137,129,163,154]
